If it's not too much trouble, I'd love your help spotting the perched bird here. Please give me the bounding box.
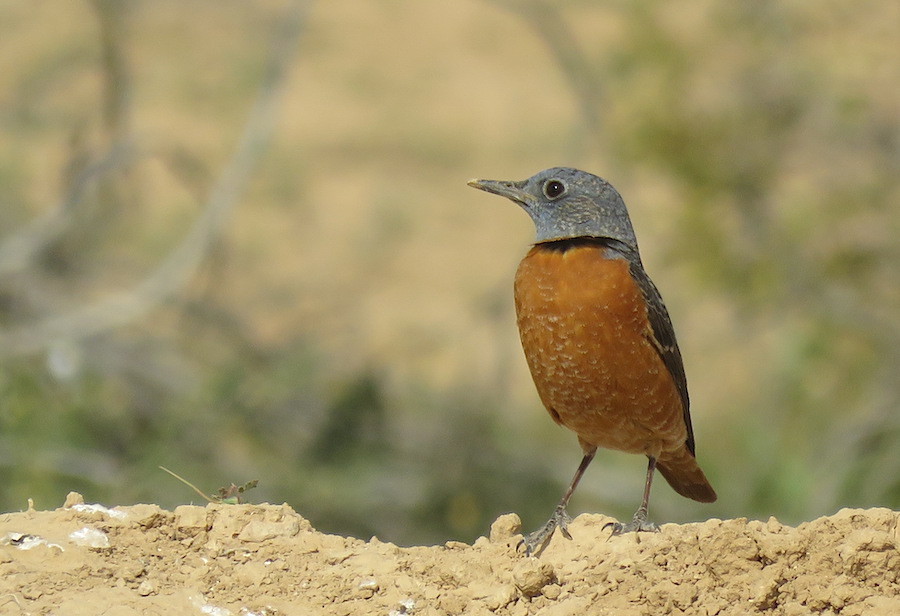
[468,168,716,555]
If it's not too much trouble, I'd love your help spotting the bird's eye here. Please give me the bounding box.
[543,179,566,199]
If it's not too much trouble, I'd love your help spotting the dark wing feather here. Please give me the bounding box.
[625,257,696,455]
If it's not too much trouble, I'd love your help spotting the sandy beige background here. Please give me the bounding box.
[1,0,897,572]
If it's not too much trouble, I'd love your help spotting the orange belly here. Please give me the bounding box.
[514,242,688,458]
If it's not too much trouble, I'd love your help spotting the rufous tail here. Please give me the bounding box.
[657,447,717,503]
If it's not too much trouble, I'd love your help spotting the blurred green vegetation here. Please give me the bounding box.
[0,0,897,546]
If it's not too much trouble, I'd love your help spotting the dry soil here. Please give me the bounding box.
[1,494,898,615]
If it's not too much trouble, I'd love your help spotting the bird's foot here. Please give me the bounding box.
[518,505,573,556]
[604,507,658,535]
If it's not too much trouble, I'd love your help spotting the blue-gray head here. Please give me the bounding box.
[468,167,639,252]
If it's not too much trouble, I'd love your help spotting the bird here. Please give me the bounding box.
[468,167,716,556]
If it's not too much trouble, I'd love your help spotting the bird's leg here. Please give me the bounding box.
[520,447,596,556]
[608,456,659,534]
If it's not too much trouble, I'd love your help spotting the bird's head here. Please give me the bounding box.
[468,167,638,250]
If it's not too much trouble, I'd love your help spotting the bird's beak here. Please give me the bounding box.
[467,178,532,208]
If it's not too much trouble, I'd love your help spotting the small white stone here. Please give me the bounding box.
[71,503,127,519]
[69,527,109,548]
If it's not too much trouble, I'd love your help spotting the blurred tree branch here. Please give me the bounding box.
[92,0,133,139]
[0,141,136,278]
[486,0,605,155]
[0,1,309,357]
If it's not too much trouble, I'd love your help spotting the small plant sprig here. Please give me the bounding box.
[160,466,259,504]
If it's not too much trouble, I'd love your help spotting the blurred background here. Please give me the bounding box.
[0,0,897,546]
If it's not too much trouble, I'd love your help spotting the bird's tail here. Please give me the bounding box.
[657,447,717,503]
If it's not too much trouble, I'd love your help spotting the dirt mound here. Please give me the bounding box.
[1,494,897,615]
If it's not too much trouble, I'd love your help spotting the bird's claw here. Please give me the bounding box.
[603,507,659,536]
[517,506,573,556]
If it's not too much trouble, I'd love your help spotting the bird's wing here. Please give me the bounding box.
[626,258,696,455]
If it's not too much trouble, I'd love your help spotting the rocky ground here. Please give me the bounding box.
[1,494,898,615]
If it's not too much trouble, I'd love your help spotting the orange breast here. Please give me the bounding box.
[514,242,688,458]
